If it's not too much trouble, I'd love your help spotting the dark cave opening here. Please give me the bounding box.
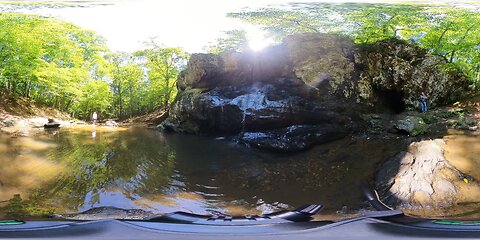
[375,88,406,113]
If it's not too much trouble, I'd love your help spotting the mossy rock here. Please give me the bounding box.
[421,114,438,124]
[368,118,384,134]
[395,116,428,136]
[441,111,457,119]
[411,122,429,136]
[450,116,477,130]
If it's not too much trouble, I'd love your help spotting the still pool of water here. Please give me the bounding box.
[0,126,407,218]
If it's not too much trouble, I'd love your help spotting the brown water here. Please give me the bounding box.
[444,130,480,181]
[0,126,407,219]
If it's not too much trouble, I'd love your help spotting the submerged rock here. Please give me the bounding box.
[44,118,60,129]
[240,125,347,152]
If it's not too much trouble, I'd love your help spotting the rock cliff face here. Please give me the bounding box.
[176,46,293,91]
[282,34,470,111]
[163,79,350,152]
[163,33,471,152]
[353,40,470,110]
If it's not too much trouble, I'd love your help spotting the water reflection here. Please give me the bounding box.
[1,127,175,216]
[1,127,404,218]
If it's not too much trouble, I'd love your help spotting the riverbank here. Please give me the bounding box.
[0,97,80,136]
[119,109,168,128]
[361,96,480,138]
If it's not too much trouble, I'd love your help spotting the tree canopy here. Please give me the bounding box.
[135,39,188,110]
[0,13,188,120]
[203,30,249,54]
[228,3,480,86]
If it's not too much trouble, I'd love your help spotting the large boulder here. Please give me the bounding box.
[375,140,480,209]
[281,34,470,111]
[164,61,352,152]
[394,116,428,136]
[177,34,470,112]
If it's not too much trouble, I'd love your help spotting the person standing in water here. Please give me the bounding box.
[420,92,428,113]
[92,111,98,125]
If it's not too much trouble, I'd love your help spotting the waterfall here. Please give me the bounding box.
[220,105,224,126]
[241,111,247,134]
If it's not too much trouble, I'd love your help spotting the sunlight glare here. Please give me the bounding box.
[246,27,275,51]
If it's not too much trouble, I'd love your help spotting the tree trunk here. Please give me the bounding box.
[129,86,133,118]
[6,79,10,98]
[118,83,123,119]
[164,81,170,107]
[449,51,455,63]
[435,26,450,54]
[475,64,480,82]
[11,81,16,98]
[65,99,72,110]
[24,82,30,98]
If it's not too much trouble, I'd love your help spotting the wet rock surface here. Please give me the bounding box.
[163,78,352,151]
[240,124,347,152]
[164,82,348,134]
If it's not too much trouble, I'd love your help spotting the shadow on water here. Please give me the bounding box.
[168,134,407,214]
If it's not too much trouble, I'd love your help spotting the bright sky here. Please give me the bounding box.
[5,0,285,52]
[4,0,476,52]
